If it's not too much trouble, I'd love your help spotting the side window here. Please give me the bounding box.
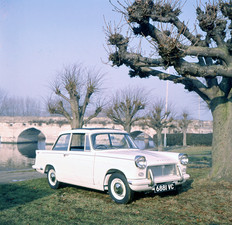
[70,133,85,151]
[110,134,128,148]
[92,134,110,149]
[53,134,70,151]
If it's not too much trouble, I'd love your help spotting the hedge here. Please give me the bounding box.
[153,133,212,146]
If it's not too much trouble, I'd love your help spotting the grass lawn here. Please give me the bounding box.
[0,146,232,224]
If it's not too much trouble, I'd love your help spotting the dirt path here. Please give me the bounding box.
[0,169,46,184]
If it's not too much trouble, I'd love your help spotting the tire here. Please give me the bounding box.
[47,167,60,189]
[108,173,134,204]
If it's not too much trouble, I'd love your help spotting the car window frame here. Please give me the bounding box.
[69,133,91,152]
[52,133,71,151]
[90,132,139,150]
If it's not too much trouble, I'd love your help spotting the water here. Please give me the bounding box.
[0,141,47,171]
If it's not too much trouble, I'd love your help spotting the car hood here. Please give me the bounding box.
[95,149,179,165]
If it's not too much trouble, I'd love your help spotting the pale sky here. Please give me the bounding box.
[0,0,212,120]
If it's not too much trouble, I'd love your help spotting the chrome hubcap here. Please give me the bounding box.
[111,178,126,200]
[50,173,56,183]
[114,183,123,195]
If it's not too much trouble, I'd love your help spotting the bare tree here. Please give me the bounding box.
[17,97,43,116]
[106,86,147,133]
[0,89,42,116]
[145,99,174,151]
[106,0,232,182]
[0,88,7,115]
[48,64,104,128]
[178,111,191,147]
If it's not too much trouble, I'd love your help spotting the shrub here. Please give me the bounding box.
[153,133,212,146]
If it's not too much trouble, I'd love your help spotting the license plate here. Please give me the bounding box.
[154,183,176,193]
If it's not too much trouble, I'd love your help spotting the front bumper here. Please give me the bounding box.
[128,173,190,192]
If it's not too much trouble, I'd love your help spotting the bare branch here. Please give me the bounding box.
[48,63,105,128]
[106,86,148,132]
[184,46,229,64]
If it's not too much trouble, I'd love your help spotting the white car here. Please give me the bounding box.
[33,128,190,204]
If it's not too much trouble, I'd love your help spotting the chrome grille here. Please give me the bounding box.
[149,164,177,177]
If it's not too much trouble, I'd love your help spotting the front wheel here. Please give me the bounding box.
[47,167,60,189]
[108,173,134,204]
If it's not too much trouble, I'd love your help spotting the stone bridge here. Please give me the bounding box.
[0,116,156,145]
[0,116,213,145]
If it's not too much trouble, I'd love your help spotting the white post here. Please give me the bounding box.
[164,80,169,147]
[198,96,201,133]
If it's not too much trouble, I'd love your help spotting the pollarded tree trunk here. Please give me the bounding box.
[156,129,163,151]
[211,101,232,182]
[183,128,187,147]
[124,122,132,133]
[70,117,82,129]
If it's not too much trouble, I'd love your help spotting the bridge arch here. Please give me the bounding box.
[17,127,46,144]
[17,128,46,158]
[130,131,154,149]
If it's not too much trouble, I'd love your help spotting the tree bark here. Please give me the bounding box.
[71,117,81,129]
[124,122,131,133]
[157,129,163,151]
[211,101,232,182]
[183,129,187,147]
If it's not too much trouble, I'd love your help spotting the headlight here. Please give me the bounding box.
[178,153,189,165]
[135,156,147,169]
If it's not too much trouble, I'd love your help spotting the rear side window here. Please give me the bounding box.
[70,133,85,151]
[53,134,70,151]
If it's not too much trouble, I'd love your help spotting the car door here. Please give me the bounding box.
[51,133,71,180]
[61,133,95,187]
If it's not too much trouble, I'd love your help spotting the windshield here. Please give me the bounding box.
[91,133,138,150]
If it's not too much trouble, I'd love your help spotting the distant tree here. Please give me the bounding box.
[18,97,43,116]
[0,89,42,116]
[178,111,191,146]
[106,0,232,181]
[145,99,175,151]
[106,87,147,133]
[0,88,7,115]
[48,64,104,129]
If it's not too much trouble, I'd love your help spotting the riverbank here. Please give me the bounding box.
[0,169,46,184]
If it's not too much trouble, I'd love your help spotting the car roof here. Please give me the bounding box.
[58,128,128,135]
